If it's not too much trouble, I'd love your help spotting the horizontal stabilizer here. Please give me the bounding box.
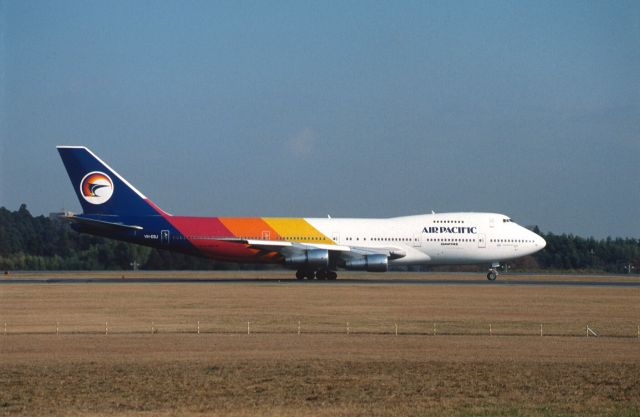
[62,214,143,232]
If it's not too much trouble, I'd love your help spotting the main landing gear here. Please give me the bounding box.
[486,262,500,281]
[295,269,338,280]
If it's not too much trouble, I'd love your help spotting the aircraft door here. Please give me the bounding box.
[262,231,270,240]
[413,234,421,247]
[161,230,170,245]
[478,234,486,248]
[332,232,340,244]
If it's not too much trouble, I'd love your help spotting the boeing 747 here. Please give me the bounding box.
[58,146,546,280]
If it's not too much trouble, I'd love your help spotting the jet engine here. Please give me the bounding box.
[345,254,388,272]
[284,249,329,269]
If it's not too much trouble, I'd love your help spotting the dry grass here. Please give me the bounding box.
[2,334,640,417]
[1,274,639,416]
[1,280,638,337]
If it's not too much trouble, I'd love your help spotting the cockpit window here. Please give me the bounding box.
[502,218,513,223]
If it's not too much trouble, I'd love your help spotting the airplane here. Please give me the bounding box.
[57,146,546,280]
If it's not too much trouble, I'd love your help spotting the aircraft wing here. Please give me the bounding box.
[347,245,406,260]
[217,238,405,259]
[218,238,351,252]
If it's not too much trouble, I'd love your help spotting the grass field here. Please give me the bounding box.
[1,273,639,416]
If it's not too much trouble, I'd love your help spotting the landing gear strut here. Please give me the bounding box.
[487,263,500,281]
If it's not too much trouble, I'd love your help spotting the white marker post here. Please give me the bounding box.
[247,321,250,335]
[297,321,301,335]
[540,324,543,337]
[489,323,492,336]
[346,322,350,335]
[197,321,200,335]
[56,321,59,336]
[433,322,437,336]
[395,323,398,336]
[105,321,108,335]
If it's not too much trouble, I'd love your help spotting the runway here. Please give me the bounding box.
[2,276,640,287]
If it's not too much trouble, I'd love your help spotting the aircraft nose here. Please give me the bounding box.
[525,227,546,251]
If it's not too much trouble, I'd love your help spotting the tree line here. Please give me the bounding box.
[1,205,639,273]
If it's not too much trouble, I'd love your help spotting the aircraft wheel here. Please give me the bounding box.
[316,270,326,280]
[487,270,498,281]
[328,271,337,280]
[306,270,316,280]
[296,270,304,280]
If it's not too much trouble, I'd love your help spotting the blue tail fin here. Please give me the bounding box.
[57,146,160,217]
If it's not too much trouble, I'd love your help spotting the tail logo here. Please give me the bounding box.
[80,172,114,205]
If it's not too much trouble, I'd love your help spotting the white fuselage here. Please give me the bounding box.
[306,212,546,266]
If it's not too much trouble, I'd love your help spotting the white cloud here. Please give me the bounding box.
[287,128,315,157]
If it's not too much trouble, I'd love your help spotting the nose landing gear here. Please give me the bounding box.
[486,262,501,281]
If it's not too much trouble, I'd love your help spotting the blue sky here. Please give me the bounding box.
[1,1,639,238]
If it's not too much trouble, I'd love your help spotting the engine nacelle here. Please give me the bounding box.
[284,249,329,269]
[345,254,388,272]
